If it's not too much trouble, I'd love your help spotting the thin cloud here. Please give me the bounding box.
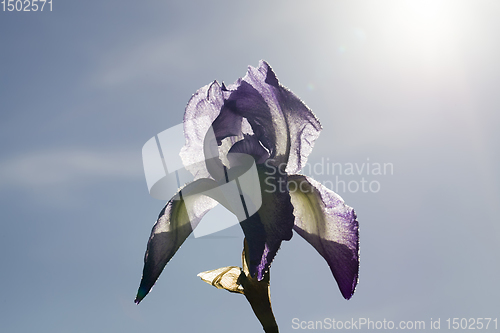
[0,148,142,188]
[89,36,196,88]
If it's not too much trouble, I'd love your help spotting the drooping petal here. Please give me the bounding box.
[135,178,219,304]
[239,163,295,280]
[287,175,359,299]
[235,60,322,173]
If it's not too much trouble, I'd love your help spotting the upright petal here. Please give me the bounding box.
[135,178,219,304]
[287,175,359,299]
[181,80,253,181]
[211,104,245,144]
[181,61,321,177]
[180,81,225,180]
[223,80,279,161]
[227,134,270,166]
[240,61,322,173]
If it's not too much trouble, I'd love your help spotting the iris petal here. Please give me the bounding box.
[288,175,359,299]
[181,61,322,179]
[239,61,322,173]
[135,178,219,304]
[180,81,225,180]
[211,105,245,144]
[223,80,278,160]
[240,164,295,280]
[228,134,270,165]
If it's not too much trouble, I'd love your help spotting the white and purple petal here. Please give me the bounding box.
[182,61,322,174]
[287,175,359,299]
[180,81,225,180]
[239,61,322,173]
[135,178,219,303]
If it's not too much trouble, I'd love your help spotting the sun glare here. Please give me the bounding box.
[394,0,463,70]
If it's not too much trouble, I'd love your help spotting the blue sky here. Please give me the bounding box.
[1,1,499,332]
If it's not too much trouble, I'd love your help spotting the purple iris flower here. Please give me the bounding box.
[135,61,359,332]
